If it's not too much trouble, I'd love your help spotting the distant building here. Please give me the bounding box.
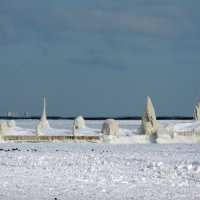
[6,111,18,117]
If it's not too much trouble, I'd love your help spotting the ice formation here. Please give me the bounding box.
[72,124,76,136]
[8,120,16,128]
[193,100,200,121]
[101,119,119,135]
[35,98,50,135]
[156,120,200,143]
[73,116,86,129]
[0,121,10,135]
[36,124,42,136]
[38,98,50,129]
[140,97,158,135]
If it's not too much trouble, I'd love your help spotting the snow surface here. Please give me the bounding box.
[1,120,200,199]
[0,143,200,200]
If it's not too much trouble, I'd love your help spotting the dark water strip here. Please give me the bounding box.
[0,116,193,120]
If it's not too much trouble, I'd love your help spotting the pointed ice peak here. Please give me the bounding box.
[144,96,157,123]
[140,96,158,134]
[39,97,49,129]
[146,96,152,107]
[41,98,47,119]
[44,97,46,112]
[193,100,200,121]
[146,97,156,115]
[147,96,151,104]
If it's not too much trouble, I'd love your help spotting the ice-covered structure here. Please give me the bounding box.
[193,100,200,121]
[73,116,86,129]
[156,121,200,143]
[140,97,158,135]
[101,119,119,135]
[72,124,76,136]
[36,98,50,135]
[39,98,49,128]
[0,121,10,135]
[36,124,42,136]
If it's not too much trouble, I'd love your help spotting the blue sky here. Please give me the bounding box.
[0,0,200,117]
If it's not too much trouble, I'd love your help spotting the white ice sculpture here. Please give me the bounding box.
[140,97,158,135]
[40,98,49,128]
[101,119,119,135]
[0,121,10,135]
[193,100,200,121]
[36,98,49,135]
[73,116,86,129]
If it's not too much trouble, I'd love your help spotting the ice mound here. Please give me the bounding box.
[101,119,119,136]
[156,120,200,143]
[72,116,101,136]
[140,97,158,135]
[101,119,120,143]
[0,121,10,135]
[73,116,86,129]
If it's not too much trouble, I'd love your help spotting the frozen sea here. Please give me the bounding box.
[0,120,200,199]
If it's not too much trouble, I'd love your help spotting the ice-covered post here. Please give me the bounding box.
[72,124,76,136]
[36,124,41,136]
[0,121,10,135]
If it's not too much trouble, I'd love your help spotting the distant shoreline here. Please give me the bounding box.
[0,116,193,120]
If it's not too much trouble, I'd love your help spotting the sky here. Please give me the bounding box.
[0,0,200,117]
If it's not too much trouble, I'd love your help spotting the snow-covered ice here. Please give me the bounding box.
[0,143,200,199]
[0,120,200,199]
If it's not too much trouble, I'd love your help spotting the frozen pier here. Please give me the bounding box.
[1,135,101,142]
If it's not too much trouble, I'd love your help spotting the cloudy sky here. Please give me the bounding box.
[0,0,200,117]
